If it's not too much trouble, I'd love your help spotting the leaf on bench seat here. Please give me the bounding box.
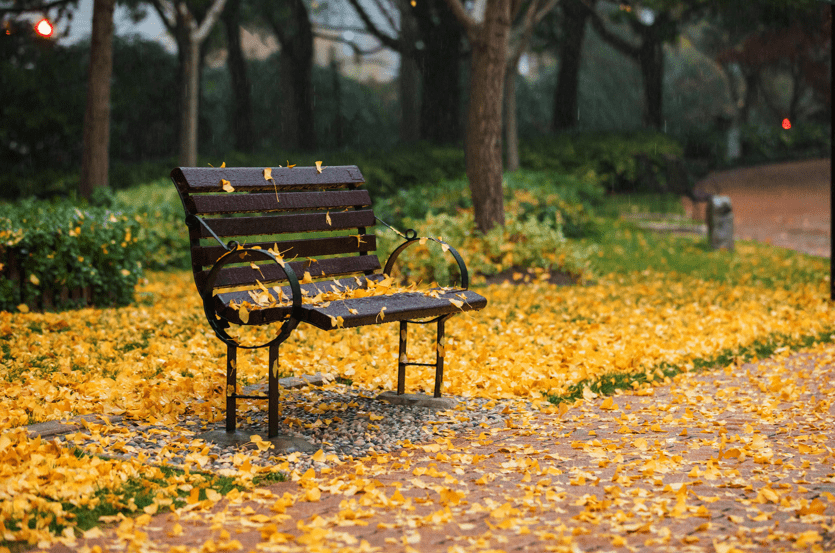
[377,306,386,322]
[238,303,250,324]
[221,179,234,193]
[315,161,324,173]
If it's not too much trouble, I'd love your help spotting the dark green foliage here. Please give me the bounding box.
[737,122,831,166]
[108,36,179,164]
[0,200,145,311]
[200,55,401,156]
[374,169,606,240]
[0,34,179,200]
[520,132,684,193]
[0,28,87,199]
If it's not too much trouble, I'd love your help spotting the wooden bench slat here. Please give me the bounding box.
[190,235,377,269]
[172,166,365,192]
[196,255,381,290]
[195,209,376,238]
[304,290,488,330]
[214,275,387,325]
[187,190,372,215]
[214,286,487,328]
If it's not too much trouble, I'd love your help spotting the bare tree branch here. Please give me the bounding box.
[586,3,639,58]
[345,0,402,51]
[442,0,479,40]
[148,0,176,35]
[314,22,381,36]
[193,0,227,42]
[508,0,557,66]
[313,30,386,56]
[370,0,398,34]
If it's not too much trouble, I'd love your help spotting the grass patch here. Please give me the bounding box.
[0,456,254,549]
[584,222,826,289]
[546,326,835,405]
[606,192,686,217]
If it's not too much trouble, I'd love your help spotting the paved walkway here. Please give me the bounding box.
[45,345,835,552]
[37,159,835,552]
[685,158,831,258]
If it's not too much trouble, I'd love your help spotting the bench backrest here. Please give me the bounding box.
[171,165,380,292]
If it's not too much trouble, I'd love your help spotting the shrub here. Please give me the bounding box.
[376,188,595,286]
[520,132,684,193]
[0,200,144,311]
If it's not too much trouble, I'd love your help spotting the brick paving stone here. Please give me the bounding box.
[40,343,835,553]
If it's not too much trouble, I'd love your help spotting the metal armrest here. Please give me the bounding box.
[383,236,471,290]
[201,246,303,349]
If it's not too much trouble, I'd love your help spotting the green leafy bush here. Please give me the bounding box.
[520,132,684,193]
[739,122,830,165]
[376,188,595,286]
[113,179,191,271]
[0,200,145,311]
[375,170,606,240]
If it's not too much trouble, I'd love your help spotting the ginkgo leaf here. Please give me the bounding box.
[325,211,332,226]
[315,161,324,173]
[263,167,273,180]
[220,161,226,168]
[286,160,296,168]
[221,179,234,193]
[301,272,313,284]
[250,435,273,452]
[377,306,386,321]
[238,304,250,323]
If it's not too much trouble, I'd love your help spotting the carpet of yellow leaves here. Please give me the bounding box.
[0,247,832,545]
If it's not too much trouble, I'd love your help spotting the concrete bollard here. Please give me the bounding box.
[707,195,734,251]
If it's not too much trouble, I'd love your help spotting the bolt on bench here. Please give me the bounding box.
[171,165,487,442]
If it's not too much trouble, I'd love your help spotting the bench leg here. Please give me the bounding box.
[226,344,237,433]
[434,317,446,398]
[397,321,408,395]
[268,343,280,438]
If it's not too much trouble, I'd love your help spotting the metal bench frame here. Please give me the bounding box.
[171,165,486,438]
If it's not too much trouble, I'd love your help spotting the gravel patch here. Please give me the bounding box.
[50,383,509,476]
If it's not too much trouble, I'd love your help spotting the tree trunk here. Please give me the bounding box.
[179,32,200,167]
[466,2,510,233]
[222,0,254,152]
[79,0,115,199]
[399,54,421,144]
[150,0,227,167]
[415,0,464,144]
[398,1,421,144]
[552,0,590,131]
[330,48,345,149]
[273,0,315,151]
[639,33,664,130]
[503,63,519,172]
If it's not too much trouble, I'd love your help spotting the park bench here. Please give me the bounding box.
[171,165,487,439]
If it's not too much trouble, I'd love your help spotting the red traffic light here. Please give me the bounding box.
[35,18,53,38]
[782,118,791,130]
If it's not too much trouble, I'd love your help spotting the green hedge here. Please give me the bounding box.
[0,200,145,311]
[520,132,685,193]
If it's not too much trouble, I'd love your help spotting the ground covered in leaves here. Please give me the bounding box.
[40,344,835,552]
[1,234,834,550]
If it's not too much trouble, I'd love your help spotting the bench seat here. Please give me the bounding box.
[172,164,487,439]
